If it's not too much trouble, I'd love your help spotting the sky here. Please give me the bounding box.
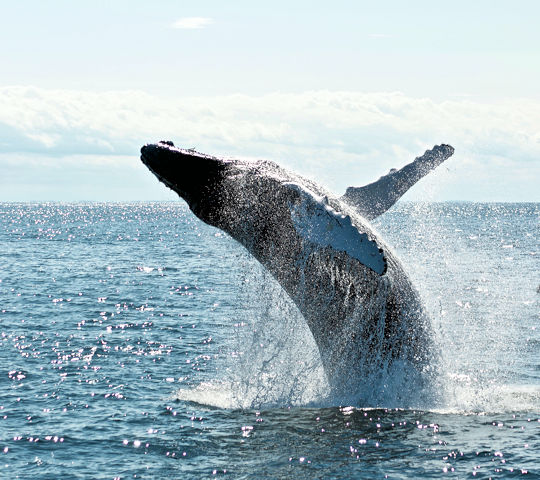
[1,0,539,201]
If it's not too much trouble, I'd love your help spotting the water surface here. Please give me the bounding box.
[1,202,538,478]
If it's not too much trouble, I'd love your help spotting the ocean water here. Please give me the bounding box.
[0,201,538,479]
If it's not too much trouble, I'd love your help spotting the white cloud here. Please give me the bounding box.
[0,86,539,200]
[172,17,214,29]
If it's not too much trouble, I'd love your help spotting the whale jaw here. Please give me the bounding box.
[140,141,230,216]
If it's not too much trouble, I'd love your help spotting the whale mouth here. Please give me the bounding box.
[140,141,232,209]
[140,141,182,193]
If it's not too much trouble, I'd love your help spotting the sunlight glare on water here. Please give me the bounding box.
[0,202,538,478]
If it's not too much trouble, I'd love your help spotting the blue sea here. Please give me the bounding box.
[1,202,538,479]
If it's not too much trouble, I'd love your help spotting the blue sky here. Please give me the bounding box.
[1,0,539,201]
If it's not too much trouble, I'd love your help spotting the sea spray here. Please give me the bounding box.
[375,202,538,414]
[229,257,328,408]
[206,249,437,409]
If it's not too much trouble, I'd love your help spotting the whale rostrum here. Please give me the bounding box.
[140,142,454,398]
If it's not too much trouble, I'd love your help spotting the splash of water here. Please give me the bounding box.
[175,248,438,410]
[375,202,539,414]
[227,260,329,408]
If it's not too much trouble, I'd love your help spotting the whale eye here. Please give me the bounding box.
[160,140,175,147]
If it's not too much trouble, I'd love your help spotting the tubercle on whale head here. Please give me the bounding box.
[140,140,231,221]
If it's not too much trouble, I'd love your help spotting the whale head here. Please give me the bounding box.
[141,141,386,276]
[140,141,233,223]
[140,141,297,230]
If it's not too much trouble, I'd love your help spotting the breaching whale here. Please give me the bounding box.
[140,141,454,397]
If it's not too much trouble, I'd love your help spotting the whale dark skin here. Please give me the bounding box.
[141,141,454,397]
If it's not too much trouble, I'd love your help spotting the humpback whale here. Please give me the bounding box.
[140,142,454,397]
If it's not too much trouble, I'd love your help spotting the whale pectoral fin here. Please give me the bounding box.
[287,182,387,275]
[341,144,454,220]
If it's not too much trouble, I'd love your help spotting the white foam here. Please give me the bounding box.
[172,381,242,409]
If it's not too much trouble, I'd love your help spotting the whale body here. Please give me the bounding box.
[140,142,454,397]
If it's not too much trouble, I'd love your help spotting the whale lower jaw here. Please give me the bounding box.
[141,152,178,193]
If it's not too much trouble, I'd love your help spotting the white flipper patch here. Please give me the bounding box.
[287,183,386,275]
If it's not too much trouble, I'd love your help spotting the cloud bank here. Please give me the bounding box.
[0,86,539,200]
